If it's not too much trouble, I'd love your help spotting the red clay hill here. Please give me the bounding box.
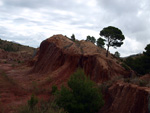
[0,34,149,113]
[31,34,131,84]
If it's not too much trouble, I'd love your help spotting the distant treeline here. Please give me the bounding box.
[124,44,150,75]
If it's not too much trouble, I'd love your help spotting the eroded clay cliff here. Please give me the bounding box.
[31,34,130,84]
[100,82,150,113]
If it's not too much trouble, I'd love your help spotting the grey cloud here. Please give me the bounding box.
[13,18,35,24]
[98,0,142,15]
[3,0,51,8]
[2,0,81,10]
[1,0,98,27]
[0,0,150,56]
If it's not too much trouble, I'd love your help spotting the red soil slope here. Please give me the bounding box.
[0,48,35,112]
[0,48,33,63]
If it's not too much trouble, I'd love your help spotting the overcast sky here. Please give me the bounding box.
[0,0,150,56]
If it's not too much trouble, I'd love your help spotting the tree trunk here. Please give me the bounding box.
[106,37,110,57]
[106,44,110,57]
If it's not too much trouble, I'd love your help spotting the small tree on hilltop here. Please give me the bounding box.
[71,34,75,41]
[86,35,96,44]
[143,44,150,56]
[55,68,104,113]
[97,37,105,48]
[114,51,120,58]
[100,26,125,57]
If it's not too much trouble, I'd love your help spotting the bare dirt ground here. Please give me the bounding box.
[0,60,50,113]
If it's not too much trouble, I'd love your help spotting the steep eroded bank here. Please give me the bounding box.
[31,34,131,84]
[100,82,150,113]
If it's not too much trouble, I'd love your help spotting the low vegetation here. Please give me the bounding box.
[121,63,130,71]
[99,75,124,93]
[17,96,65,113]
[55,68,104,113]
[124,77,150,87]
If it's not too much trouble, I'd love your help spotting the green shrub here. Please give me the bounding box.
[17,99,65,113]
[114,51,120,58]
[71,34,75,42]
[100,75,123,93]
[28,94,38,110]
[121,63,130,71]
[51,85,58,94]
[124,77,148,87]
[55,68,104,113]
